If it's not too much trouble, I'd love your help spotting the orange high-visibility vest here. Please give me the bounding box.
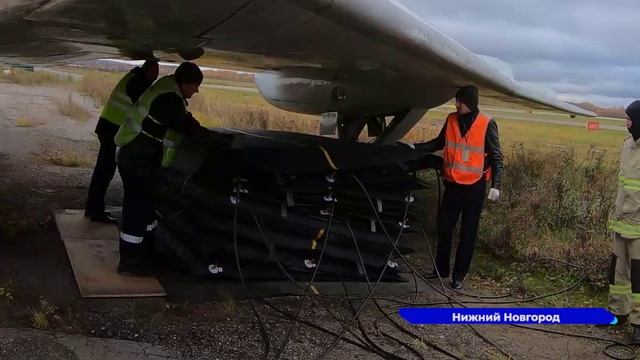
[442,112,492,185]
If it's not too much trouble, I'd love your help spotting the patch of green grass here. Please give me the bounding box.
[498,120,624,161]
[57,93,91,121]
[423,107,626,161]
[14,118,35,128]
[470,250,607,308]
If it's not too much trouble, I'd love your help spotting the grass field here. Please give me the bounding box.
[423,107,626,160]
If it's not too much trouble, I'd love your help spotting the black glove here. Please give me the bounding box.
[405,154,443,171]
[425,154,443,169]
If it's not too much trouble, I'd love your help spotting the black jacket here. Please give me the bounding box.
[94,67,154,139]
[118,92,206,168]
[118,92,232,170]
[417,113,504,190]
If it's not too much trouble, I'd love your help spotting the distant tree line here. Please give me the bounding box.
[571,102,626,119]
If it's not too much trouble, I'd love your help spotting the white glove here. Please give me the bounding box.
[488,188,500,202]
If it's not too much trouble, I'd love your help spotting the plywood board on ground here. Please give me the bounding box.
[55,209,166,298]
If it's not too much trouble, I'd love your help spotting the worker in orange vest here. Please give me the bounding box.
[418,85,503,290]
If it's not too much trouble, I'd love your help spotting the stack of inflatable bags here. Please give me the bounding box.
[153,129,431,281]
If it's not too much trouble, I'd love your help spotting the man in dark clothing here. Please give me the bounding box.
[85,60,159,223]
[417,85,503,289]
[114,62,229,276]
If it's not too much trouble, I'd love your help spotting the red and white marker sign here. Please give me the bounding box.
[586,121,600,131]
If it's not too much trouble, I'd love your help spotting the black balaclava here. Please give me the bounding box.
[455,85,479,113]
[626,100,640,141]
[175,62,203,85]
[455,85,480,136]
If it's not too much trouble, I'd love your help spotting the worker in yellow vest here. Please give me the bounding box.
[85,60,158,223]
[114,62,230,276]
[607,100,640,343]
[418,85,503,290]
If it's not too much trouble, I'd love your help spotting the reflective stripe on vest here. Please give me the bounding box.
[619,176,640,192]
[609,219,640,238]
[161,129,184,168]
[100,72,136,126]
[113,75,185,168]
[609,283,631,295]
[442,112,492,185]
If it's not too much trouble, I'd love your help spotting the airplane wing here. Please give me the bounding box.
[0,0,595,120]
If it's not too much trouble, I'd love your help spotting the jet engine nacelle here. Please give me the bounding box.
[254,69,454,116]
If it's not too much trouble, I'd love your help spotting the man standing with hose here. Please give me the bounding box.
[417,85,503,290]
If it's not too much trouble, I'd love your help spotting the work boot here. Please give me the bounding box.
[85,211,118,224]
[450,279,463,290]
[630,325,640,346]
[117,239,153,277]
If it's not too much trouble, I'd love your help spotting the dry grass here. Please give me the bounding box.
[0,68,73,86]
[57,93,91,121]
[404,122,439,143]
[203,69,254,83]
[215,294,237,315]
[0,281,14,304]
[44,150,93,168]
[14,118,35,128]
[190,89,318,133]
[28,297,57,330]
[74,70,316,133]
[77,70,121,106]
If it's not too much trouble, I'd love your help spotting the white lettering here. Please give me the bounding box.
[504,313,513,322]
[452,313,462,322]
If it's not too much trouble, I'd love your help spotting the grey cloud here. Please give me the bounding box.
[399,0,638,106]
[514,61,640,98]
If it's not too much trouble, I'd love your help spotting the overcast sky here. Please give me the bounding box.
[398,0,637,107]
